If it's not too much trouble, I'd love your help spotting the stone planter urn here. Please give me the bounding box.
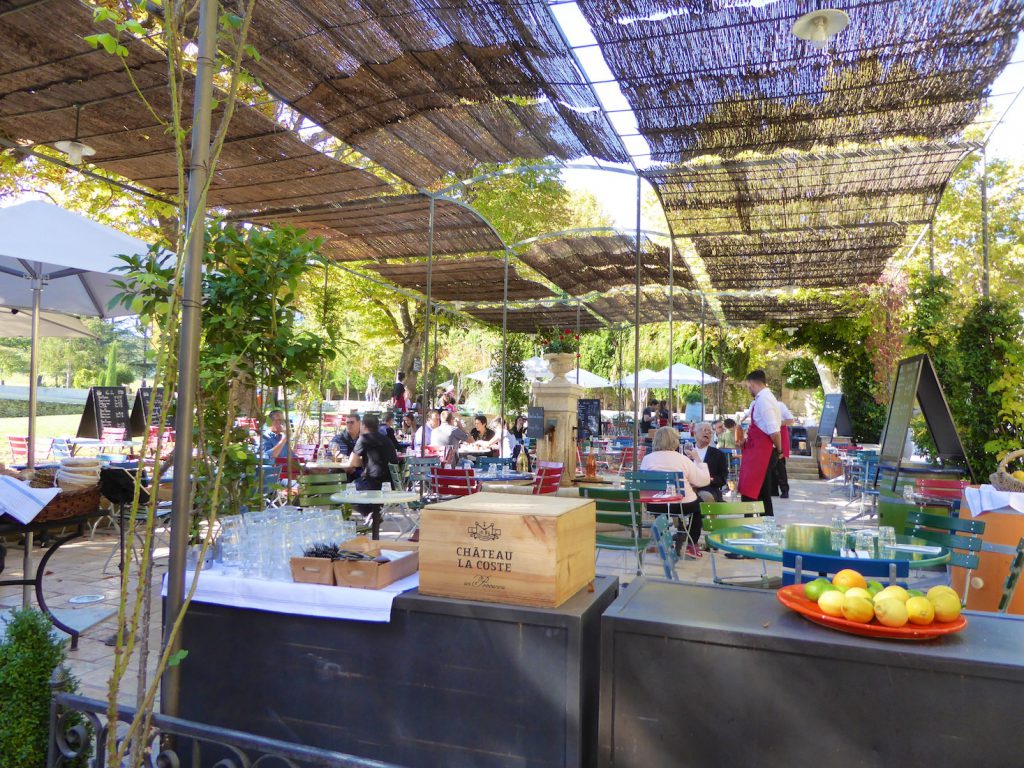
[544,352,576,381]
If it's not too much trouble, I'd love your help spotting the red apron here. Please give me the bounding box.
[738,421,774,499]
[780,424,791,459]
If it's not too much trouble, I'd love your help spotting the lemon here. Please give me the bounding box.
[930,592,962,622]
[804,577,834,602]
[844,587,872,601]
[926,585,959,602]
[841,595,875,623]
[906,596,935,625]
[875,585,910,603]
[873,597,909,627]
[818,590,846,617]
[832,569,867,590]
[866,580,883,597]
[1012,470,1024,482]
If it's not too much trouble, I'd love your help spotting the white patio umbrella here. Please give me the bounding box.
[0,201,149,605]
[645,363,720,387]
[0,307,97,339]
[617,369,659,388]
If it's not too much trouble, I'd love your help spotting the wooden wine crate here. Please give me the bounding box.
[418,492,596,608]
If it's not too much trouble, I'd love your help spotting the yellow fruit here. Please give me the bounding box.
[906,596,935,625]
[841,595,875,623]
[844,587,872,601]
[873,597,909,628]
[1012,470,1024,482]
[818,590,846,617]
[875,585,910,603]
[930,592,962,622]
[926,585,959,602]
[832,569,867,590]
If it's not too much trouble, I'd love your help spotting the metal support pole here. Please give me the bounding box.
[163,0,218,719]
[980,147,990,299]
[500,247,509,435]
[418,198,435,455]
[928,221,935,276]
[23,276,42,605]
[633,176,642,471]
[667,238,674,420]
[618,327,624,432]
[317,262,328,448]
[575,299,581,386]
[700,295,706,418]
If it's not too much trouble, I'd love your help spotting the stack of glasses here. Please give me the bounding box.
[217,507,358,581]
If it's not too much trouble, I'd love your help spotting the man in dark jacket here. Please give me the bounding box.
[348,413,399,539]
[691,421,729,502]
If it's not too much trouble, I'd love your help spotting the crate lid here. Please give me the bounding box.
[426,492,593,517]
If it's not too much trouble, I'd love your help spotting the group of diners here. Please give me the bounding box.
[640,422,731,559]
[407,409,524,466]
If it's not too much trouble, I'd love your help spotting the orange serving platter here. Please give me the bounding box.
[776,584,967,641]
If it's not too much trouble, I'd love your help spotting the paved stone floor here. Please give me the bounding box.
[0,475,862,707]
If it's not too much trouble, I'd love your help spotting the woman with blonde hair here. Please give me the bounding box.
[641,426,711,558]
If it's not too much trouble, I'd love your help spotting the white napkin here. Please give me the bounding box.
[0,476,61,525]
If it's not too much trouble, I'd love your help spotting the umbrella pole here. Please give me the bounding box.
[668,237,674,421]
[575,299,580,386]
[164,0,217,719]
[23,276,43,606]
[501,247,509,440]
[419,198,435,456]
[700,295,706,418]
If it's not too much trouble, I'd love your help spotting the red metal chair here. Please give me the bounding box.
[617,446,647,474]
[8,436,52,465]
[533,465,563,495]
[101,427,127,442]
[914,478,969,499]
[429,467,479,499]
[147,427,175,460]
[293,443,319,462]
[536,460,563,470]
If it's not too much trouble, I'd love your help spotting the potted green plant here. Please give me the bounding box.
[539,327,580,380]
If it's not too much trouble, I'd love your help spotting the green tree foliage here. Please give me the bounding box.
[782,357,821,390]
[0,609,89,768]
[104,340,119,386]
[490,333,531,416]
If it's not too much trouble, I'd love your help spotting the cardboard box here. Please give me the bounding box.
[289,557,336,585]
[332,537,419,590]
[418,492,596,608]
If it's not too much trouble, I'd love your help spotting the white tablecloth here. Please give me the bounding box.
[963,485,1024,518]
[161,566,419,622]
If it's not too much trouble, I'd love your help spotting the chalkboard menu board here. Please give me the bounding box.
[684,402,704,424]
[76,386,131,439]
[527,406,545,440]
[879,357,923,463]
[817,393,853,443]
[577,398,602,441]
[130,387,165,437]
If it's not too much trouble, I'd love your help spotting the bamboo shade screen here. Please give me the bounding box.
[366,256,553,300]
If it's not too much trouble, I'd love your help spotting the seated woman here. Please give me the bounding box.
[640,426,711,558]
[470,414,498,457]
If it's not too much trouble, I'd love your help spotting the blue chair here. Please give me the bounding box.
[782,550,909,586]
[650,514,680,581]
[624,469,687,492]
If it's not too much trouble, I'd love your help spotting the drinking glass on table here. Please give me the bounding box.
[878,526,897,556]
[762,516,779,545]
[830,514,847,550]
[381,482,391,494]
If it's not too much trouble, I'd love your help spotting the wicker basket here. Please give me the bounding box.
[989,449,1024,493]
[19,470,102,524]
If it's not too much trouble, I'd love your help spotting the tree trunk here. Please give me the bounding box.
[814,358,840,394]
[397,302,425,400]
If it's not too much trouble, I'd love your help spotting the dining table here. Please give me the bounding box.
[706,522,950,568]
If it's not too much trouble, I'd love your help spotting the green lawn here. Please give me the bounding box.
[0,414,83,463]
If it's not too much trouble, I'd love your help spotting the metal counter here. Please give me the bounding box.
[599,578,1024,767]
[174,576,618,767]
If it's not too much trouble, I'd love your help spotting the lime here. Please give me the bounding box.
[907,589,925,598]
[835,584,849,593]
[866,580,883,597]
[804,577,833,602]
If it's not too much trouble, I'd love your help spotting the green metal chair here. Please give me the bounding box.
[625,469,693,552]
[649,514,680,581]
[297,471,348,510]
[579,487,646,575]
[998,537,1024,613]
[904,509,985,603]
[701,501,769,586]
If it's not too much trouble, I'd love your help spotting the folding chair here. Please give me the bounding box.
[650,514,680,581]
[701,501,769,586]
[51,438,74,460]
[998,537,1024,613]
[579,486,646,575]
[406,455,441,499]
[297,471,348,509]
[428,467,479,501]
[532,465,563,494]
[783,550,909,587]
[904,509,985,603]
[625,469,694,552]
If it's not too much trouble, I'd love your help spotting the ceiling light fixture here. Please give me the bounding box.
[54,104,95,165]
[792,9,850,50]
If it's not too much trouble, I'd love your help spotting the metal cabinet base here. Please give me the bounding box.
[600,578,1024,768]
[173,577,617,768]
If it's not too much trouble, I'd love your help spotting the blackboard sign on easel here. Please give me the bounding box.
[577,398,602,441]
[76,386,131,439]
[130,387,165,437]
[879,354,972,482]
[817,393,853,443]
[527,406,545,440]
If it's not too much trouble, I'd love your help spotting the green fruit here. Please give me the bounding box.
[866,581,883,597]
[804,578,834,602]
[907,589,925,598]
[835,584,849,593]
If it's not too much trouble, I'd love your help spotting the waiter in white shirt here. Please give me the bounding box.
[774,401,797,499]
[737,370,783,515]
